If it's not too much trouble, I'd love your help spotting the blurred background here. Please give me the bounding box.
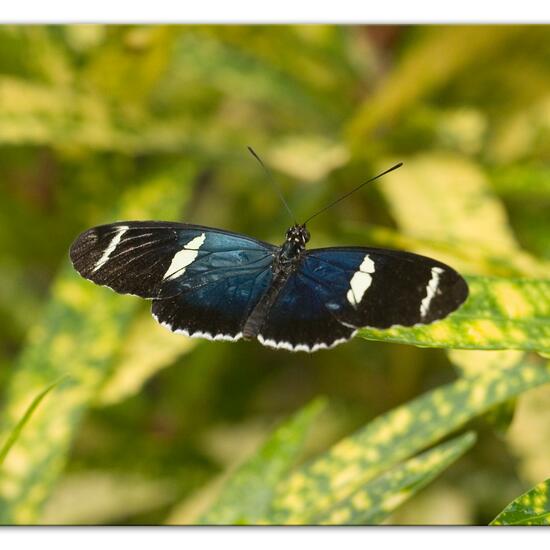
[0,25,549,525]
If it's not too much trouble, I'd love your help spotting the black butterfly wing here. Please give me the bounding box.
[70,221,276,340]
[256,247,468,351]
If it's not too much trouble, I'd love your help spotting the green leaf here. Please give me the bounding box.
[198,399,326,525]
[491,478,550,525]
[449,350,525,435]
[163,31,346,127]
[490,164,550,200]
[0,166,195,524]
[266,359,550,524]
[0,378,64,467]
[315,432,476,525]
[359,276,550,352]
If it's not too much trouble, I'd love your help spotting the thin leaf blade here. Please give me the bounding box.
[316,432,476,525]
[198,399,326,525]
[0,378,64,467]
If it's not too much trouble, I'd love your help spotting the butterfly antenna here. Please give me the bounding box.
[247,146,296,224]
[303,162,403,225]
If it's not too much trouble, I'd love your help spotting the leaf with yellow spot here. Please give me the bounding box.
[448,349,525,378]
[359,276,550,352]
[264,358,550,524]
[196,399,326,525]
[491,478,550,525]
[449,350,525,434]
[0,165,195,524]
[315,432,476,525]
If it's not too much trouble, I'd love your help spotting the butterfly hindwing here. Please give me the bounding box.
[152,266,273,341]
[256,269,357,351]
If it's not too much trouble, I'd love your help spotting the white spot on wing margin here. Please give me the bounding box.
[163,233,206,281]
[152,312,243,342]
[346,254,375,306]
[257,332,356,353]
[92,225,128,272]
[420,267,444,318]
[153,313,354,352]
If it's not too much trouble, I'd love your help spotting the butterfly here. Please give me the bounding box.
[70,156,468,352]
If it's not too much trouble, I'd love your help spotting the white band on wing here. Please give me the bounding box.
[162,233,207,281]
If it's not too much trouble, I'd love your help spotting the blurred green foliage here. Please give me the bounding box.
[0,24,549,525]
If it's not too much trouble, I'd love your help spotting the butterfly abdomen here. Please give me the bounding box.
[242,270,292,340]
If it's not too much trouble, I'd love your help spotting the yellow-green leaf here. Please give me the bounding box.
[0,75,193,154]
[347,26,524,147]
[40,471,178,525]
[198,399,326,525]
[359,276,550,352]
[376,153,547,277]
[491,478,550,525]
[315,432,476,525]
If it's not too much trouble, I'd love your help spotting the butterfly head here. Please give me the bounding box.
[285,224,310,247]
[279,224,310,265]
